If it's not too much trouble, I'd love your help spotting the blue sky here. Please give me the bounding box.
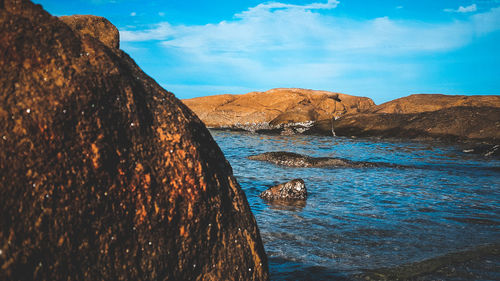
[34,0,500,104]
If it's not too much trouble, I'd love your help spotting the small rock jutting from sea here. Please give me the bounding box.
[259,179,307,201]
[0,1,269,280]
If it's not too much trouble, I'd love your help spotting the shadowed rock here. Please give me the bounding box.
[259,179,307,201]
[309,106,500,142]
[0,1,268,280]
[59,14,120,49]
[248,152,387,168]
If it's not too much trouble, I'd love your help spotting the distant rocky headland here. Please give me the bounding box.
[182,88,374,134]
[0,1,268,280]
[182,90,500,143]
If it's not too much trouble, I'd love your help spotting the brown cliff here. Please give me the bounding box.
[0,1,268,280]
[182,88,374,132]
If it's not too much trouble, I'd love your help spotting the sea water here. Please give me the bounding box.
[211,130,500,280]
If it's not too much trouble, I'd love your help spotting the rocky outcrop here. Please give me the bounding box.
[182,88,374,133]
[248,152,397,168]
[59,14,120,49]
[259,179,307,201]
[365,94,500,114]
[0,1,268,280]
[309,106,500,141]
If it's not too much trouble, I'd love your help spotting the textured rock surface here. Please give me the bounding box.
[310,106,500,141]
[182,88,374,132]
[365,94,500,114]
[59,14,120,49]
[248,151,394,168]
[0,1,268,280]
[259,179,307,201]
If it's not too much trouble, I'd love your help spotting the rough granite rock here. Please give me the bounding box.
[259,179,307,201]
[182,88,374,132]
[59,14,120,49]
[309,106,500,141]
[365,94,500,114]
[0,1,268,280]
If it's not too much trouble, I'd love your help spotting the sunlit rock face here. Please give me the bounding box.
[182,88,374,133]
[0,1,269,280]
[365,94,500,114]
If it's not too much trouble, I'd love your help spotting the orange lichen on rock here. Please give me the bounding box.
[0,2,269,281]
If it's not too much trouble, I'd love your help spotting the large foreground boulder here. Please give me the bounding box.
[0,1,268,280]
[182,88,374,133]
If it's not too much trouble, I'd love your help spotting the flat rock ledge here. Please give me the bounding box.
[259,179,307,201]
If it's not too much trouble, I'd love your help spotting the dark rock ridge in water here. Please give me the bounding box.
[0,1,268,280]
[248,151,397,168]
[259,179,307,201]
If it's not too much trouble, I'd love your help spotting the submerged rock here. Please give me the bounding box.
[182,88,374,133]
[248,151,384,168]
[0,1,268,280]
[259,179,307,201]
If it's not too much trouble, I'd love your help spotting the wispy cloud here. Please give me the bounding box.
[444,3,477,13]
[119,1,500,102]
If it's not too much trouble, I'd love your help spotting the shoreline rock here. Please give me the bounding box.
[309,106,500,142]
[182,88,374,134]
[259,179,307,201]
[186,90,499,142]
[0,2,268,280]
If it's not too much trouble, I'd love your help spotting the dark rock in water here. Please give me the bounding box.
[59,14,120,49]
[259,179,307,201]
[0,1,268,280]
[248,151,384,168]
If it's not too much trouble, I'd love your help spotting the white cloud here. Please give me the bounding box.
[130,12,137,17]
[121,3,500,53]
[444,3,477,13]
[119,1,500,101]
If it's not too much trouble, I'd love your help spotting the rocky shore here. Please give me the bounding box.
[183,92,500,143]
[182,88,374,133]
[0,1,268,280]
